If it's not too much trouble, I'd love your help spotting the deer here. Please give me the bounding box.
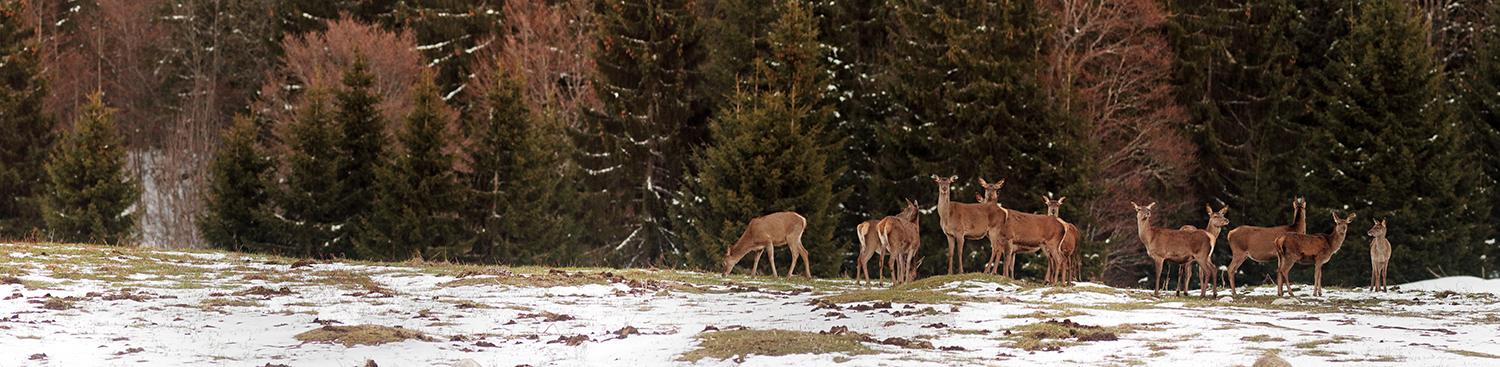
[858,200,919,284]
[932,175,1009,275]
[988,199,1067,282]
[1133,202,1227,297]
[1043,196,1080,284]
[879,199,922,285]
[1225,197,1306,295]
[1368,219,1391,292]
[721,212,811,279]
[1273,211,1354,297]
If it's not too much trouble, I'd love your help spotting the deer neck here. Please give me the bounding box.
[936,189,952,218]
[1205,220,1226,238]
[1291,206,1307,234]
[1327,227,1348,253]
[1136,216,1155,246]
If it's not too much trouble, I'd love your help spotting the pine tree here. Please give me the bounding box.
[277,86,341,258]
[884,0,1093,275]
[355,70,470,262]
[679,0,844,277]
[0,0,56,239]
[1299,0,1491,285]
[42,91,142,245]
[332,53,389,256]
[464,63,584,265]
[579,0,712,266]
[200,114,281,252]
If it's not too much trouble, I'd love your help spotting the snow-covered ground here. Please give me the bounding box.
[3,242,1499,367]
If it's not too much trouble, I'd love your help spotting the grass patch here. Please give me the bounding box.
[310,270,396,294]
[1006,310,1087,319]
[679,329,876,362]
[202,298,262,308]
[949,329,990,335]
[1441,349,1500,359]
[1000,319,1151,351]
[294,324,437,347]
[1072,302,1159,312]
[817,289,974,305]
[1241,334,1286,342]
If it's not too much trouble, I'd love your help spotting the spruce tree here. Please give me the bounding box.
[885,0,1093,274]
[464,63,583,265]
[679,0,843,277]
[0,0,56,239]
[1300,0,1491,285]
[42,91,142,245]
[332,53,389,256]
[1462,5,1500,274]
[277,86,341,258]
[580,0,712,266]
[355,70,470,262]
[200,114,281,252]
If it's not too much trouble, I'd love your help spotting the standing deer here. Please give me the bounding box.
[879,199,922,285]
[1368,218,1391,292]
[722,212,811,279]
[858,200,919,284]
[975,182,1068,281]
[1043,196,1080,284]
[932,176,1008,275]
[1225,198,1306,294]
[1133,202,1227,297]
[1274,211,1354,297]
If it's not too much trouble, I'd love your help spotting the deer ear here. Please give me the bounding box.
[1220,206,1229,215]
[1148,202,1156,209]
[1131,201,1139,209]
[979,178,988,185]
[1058,196,1065,203]
[996,179,1005,187]
[930,174,937,180]
[951,175,958,181]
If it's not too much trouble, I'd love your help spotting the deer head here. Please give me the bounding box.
[931,175,958,196]
[1132,202,1157,222]
[905,198,921,226]
[1368,218,1386,237]
[1043,196,1066,216]
[1206,204,1229,229]
[1331,210,1355,235]
[978,178,1004,202]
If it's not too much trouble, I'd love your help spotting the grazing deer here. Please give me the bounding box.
[1369,219,1391,292]
[1225,197,1306,295]
[879,199,922,285]
[857,201,919,284]
[722,212,811,279]
[1274,211,1354,297]
[1133,202,1227,297]
[1041,196,1079,284]
[932,176,1008,275]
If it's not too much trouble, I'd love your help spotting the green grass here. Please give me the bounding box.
[1241,335,1286,342]
[1441,349,1500,359]
[678,329,877,362]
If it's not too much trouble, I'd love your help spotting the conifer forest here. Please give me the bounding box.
[2,0,1499,290]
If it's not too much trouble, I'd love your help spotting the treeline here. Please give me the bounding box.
[1,0,1497,288]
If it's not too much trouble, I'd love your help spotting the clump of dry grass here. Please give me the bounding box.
[679,329,877,362]
[294,325,436,347]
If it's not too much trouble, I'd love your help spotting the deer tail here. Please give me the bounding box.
[877,221,891,251]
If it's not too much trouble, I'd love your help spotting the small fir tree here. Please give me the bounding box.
[0,0,57,239]
[356,70,470,262]
[332,52,389,256]
[200,114,281,252]
[277,86,341,258]
[42,91,142,245]
[463,63,584,265]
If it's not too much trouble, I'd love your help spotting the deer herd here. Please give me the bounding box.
[722,175,1396,298]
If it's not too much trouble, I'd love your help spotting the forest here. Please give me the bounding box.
[1,0,1498,290]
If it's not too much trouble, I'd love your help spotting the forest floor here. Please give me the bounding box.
[2,241,1498,366]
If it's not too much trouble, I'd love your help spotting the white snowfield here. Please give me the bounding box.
[2,242,1499,367]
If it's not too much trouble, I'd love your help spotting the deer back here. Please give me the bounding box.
[728,212,806,257]
[857,219,884,254]
[1003,210,1067,245]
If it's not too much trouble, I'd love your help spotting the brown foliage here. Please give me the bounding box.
[469,0,599,129]
[1040,0,1196,284]
[255,15,423,132]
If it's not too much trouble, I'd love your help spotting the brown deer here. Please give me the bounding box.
[1368,219,1391,292]
[879,199,922,285]
[932,175,1008,275]
[1133,202,1227,297]
[1225,197,1306,295]
[721,212,811,279]
[858,200,918,284]
[975,183,1068,281]
[1043,196,1079,284]
[1273,211,1354,297]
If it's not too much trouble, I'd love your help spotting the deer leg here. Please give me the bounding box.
[1226,253,1247,295]
[1314,261,1323,297]
[749,249,762,277]
[1153,258,1165,297]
